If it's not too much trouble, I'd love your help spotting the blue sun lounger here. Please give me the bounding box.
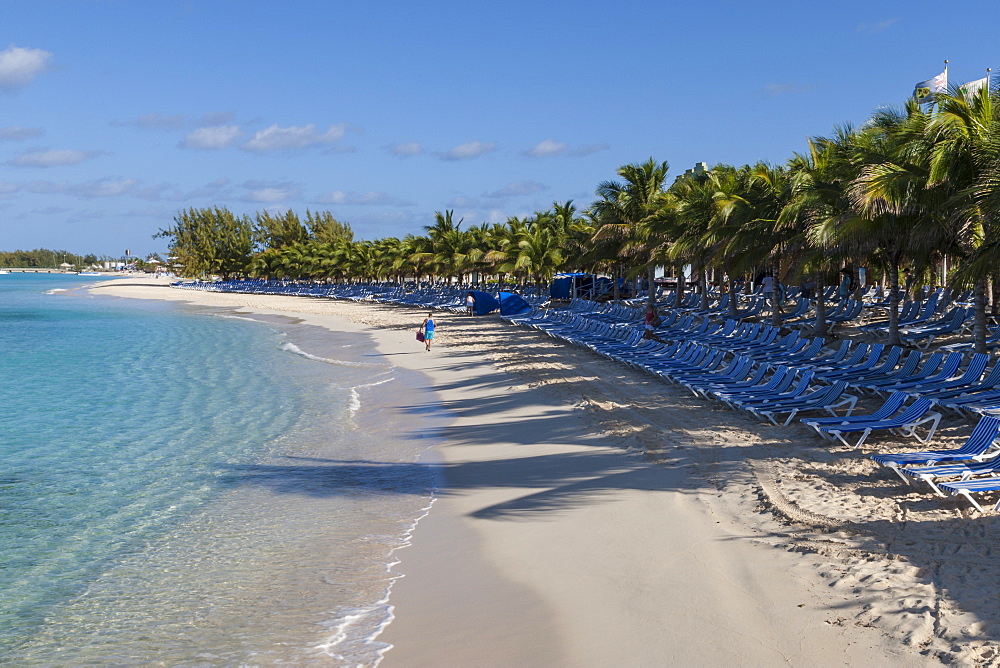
[874,415,1000,487]
[708,366,796,404]
[901,455,1000,497]
[939,477,1000,512]
[819,344,893,381]
[724,370,816,410]
[747,380,858,426]
[897,353,990,399]
[815,398,941,449]
[688,358,767,398]
[802,391,910,437]
[858,351,964,394]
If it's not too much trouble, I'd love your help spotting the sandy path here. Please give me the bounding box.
[87,278,1000,665]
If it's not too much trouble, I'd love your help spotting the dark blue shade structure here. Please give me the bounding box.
[470,290,500,315]
[498,292,531,316]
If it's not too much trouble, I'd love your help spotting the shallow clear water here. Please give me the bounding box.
[0,274,442,664]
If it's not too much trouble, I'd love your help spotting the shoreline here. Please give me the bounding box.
[89,277,998,665]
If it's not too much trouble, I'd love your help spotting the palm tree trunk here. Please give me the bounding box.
[728,275,739,319]
[674,265,685,308]
[698,260,710,311]
[647,264,656,307]
[887,260,902,347]
[770,266,782,328]
[974,276,989,354]
[992,275,1000,317]
[813,272,827,338]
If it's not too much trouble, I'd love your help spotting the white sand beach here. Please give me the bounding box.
[90,277,1000,666]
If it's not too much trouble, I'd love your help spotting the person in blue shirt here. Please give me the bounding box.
[838,268,852,301]
[421,313,435,351]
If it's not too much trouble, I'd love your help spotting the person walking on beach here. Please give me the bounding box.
[420,313,435,351]
[465,292,475,316]
[800,277,815,300]
[838,268,852,301]
[903,268,917,299]
[760,273,776,312]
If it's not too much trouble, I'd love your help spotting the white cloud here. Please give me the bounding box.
[446,195,481,208]
[523,139,609,157]
[243,123,346,152]
[20,177,137,198]
[198,111,236,126]
[68,178,138,198]
[8,149,104,167]
[245,188,294,202]
[390,141,422,156]
[0,46,53,90]
[0,126,43,140]
[0,180,21,196]
[524,139,568,157]
[483,181,547,199]
[30,205,71,215]
[180,125,242,149]
[131,183,171,201]
[182,178,232,200]
[240,179,299,203]
[315,190,413,206]
[440,140,497,161]
[857,18,899,33]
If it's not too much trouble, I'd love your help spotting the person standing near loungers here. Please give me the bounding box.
[421,313,435,351]
[760,273,775,311]
[643,304,661,340]
[838,268,852,301]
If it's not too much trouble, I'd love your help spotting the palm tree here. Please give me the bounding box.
[920,89,1000,352]
[590,158,670,303]
[424,210,478,282]
[398,234,434,284]
[849,101,957,346]
[513,225,565,288]
[780,128,862,336]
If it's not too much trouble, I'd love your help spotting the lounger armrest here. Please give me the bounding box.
[910,412,944,444]
[827,394,859,416]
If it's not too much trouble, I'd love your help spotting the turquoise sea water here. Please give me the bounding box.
[0,274,441,665]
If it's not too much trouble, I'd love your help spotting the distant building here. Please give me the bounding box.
[674,162,709,185]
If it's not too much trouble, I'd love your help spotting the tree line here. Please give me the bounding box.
[156,88,1000,352]
[0,249,100,268]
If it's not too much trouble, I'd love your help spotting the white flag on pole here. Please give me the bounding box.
[914,70,948,103]
[958,75,990,99]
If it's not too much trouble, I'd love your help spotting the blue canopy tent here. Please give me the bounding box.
[550,273,592,300]
[498,292,531,316]
[470,290,500,315]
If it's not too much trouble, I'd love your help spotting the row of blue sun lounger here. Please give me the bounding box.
[173,279,549,311]
[867,415,1000,512]
[173,280,1000,512]
[524,303,1000,411]
[506,303,1000,511]
[510,306,1000,412]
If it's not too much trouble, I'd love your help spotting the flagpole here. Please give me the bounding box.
[939,60,949,109]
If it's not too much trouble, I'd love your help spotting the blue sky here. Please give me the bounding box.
[1,0,998,257]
